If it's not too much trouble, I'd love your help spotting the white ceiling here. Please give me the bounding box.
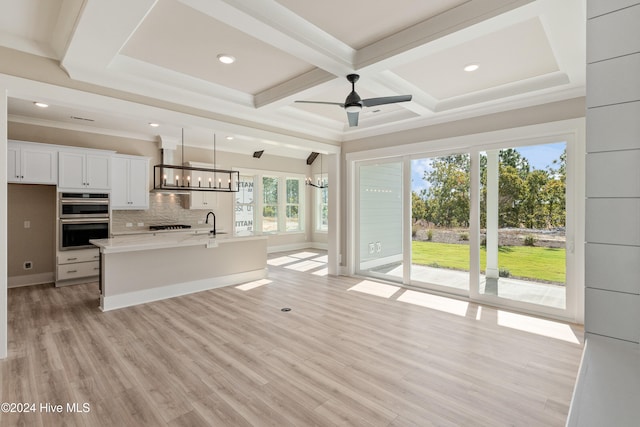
[0,0,586,157]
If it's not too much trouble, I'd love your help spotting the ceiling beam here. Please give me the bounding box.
[60,0,158,77]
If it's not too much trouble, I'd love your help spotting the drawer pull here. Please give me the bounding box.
[67,270,78,274]
[67,257,78,261]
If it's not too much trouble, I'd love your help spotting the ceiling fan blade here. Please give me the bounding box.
[347,111,359,127]
[361,95,412,107]
[295,100,344,107]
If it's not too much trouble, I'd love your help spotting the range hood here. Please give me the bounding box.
[153,132,239,194]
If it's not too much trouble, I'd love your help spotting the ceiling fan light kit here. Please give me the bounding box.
[295,74,412,127]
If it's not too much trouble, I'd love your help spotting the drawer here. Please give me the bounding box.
[57,261,100,281]
[58,248,100,264]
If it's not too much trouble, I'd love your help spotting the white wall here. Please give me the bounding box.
[585,0,640,344]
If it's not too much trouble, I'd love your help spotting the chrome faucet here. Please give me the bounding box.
[205,211,216,235]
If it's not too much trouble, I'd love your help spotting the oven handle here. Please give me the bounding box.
[60,199,109,205]
[60,218,110,224]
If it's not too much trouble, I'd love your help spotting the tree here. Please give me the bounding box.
[423,155,470,227]
[523,169,550,228]
[411,191,427,222]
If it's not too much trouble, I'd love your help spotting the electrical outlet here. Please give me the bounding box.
[368,243,375,254]
[24,220,30,229]
[24,261,32,270]
[376,242,382,253]
[126,223,133,227]
[137,222,144,227]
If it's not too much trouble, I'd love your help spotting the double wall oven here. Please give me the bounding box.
[59,192,110,250]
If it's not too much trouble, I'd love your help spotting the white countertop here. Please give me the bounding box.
[91,231,266,254]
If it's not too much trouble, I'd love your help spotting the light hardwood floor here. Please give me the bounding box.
[1,249,583,426]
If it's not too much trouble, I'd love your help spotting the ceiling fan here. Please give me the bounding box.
[295,74,412,127]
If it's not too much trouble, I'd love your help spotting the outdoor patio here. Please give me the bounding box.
[371,263,566,309]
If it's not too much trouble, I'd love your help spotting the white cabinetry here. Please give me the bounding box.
[111,154,149,209]
[59,150,111,191]
[185,162,218,209]
[7,140,58,184]
[56,248,100,285]
[188,190,218,209]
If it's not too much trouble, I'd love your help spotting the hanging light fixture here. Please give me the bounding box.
[305,152,328,189]
[153,129,239,192]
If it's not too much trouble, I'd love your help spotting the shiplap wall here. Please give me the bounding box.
[358,162,403,267]
[585,0,640,343]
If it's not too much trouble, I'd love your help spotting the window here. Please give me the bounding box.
[315,173,328,232]
[234,175,255,236]
[286,178,301,231]
[262,176,279,232]
[233,170,305,235]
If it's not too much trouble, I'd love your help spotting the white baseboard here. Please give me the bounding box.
[100,268,267,312]
[359,254,403,270]
[8,272,55,288]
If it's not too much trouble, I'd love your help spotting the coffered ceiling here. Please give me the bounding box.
[0,0,585,156]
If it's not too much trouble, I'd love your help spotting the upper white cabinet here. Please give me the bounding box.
[59,150,111,191]
[188,190,218,209]
[111,154,149,209]
[7,140,58,184]
[185,162,218,209]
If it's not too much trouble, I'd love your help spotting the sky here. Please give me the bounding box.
[411,141,566,193]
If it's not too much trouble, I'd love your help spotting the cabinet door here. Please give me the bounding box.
[21,147,57,184]
[58,151,86,188]
[128,157,149,208]
[7,144,20,182]
[86,154,111,190]
[110,157,129,208]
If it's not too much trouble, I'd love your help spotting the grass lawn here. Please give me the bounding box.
[412,241,565,284]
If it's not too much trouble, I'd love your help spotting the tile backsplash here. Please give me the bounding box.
[111,193,208,234]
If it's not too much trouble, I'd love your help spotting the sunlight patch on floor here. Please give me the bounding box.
[496,310,580,344]
[348,280,401,298]
[312,268,328,276]
[289,251,319,259]
[236,279,273,291]
[397,290,469,317]
[268,256,298,266]
[285,260,325,272]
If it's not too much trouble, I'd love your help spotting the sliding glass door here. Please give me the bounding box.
[479,143,567,309]
[410,155,470,294]
[354,138,573,318]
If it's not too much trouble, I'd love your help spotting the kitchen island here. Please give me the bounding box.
[91,231,268,311]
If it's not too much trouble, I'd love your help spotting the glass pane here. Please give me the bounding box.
[235,176,254,235]
[236,176,254,204]
[263,177,278,204]
[262,206,278,232]
[358,161,403,282]
[410,155,470,292]
[286,205,299,231]
[480,143,567,309]
[286,178,299,204]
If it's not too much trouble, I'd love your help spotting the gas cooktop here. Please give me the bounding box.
[149,224,192,231]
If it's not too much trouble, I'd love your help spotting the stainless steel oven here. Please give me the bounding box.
[59,193,110,250]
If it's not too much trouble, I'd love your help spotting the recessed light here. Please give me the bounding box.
[149,122,160,127]
[464,64,479,72]
[225,136,234,140]
[217,54,236,64]
[34,102,49,108]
